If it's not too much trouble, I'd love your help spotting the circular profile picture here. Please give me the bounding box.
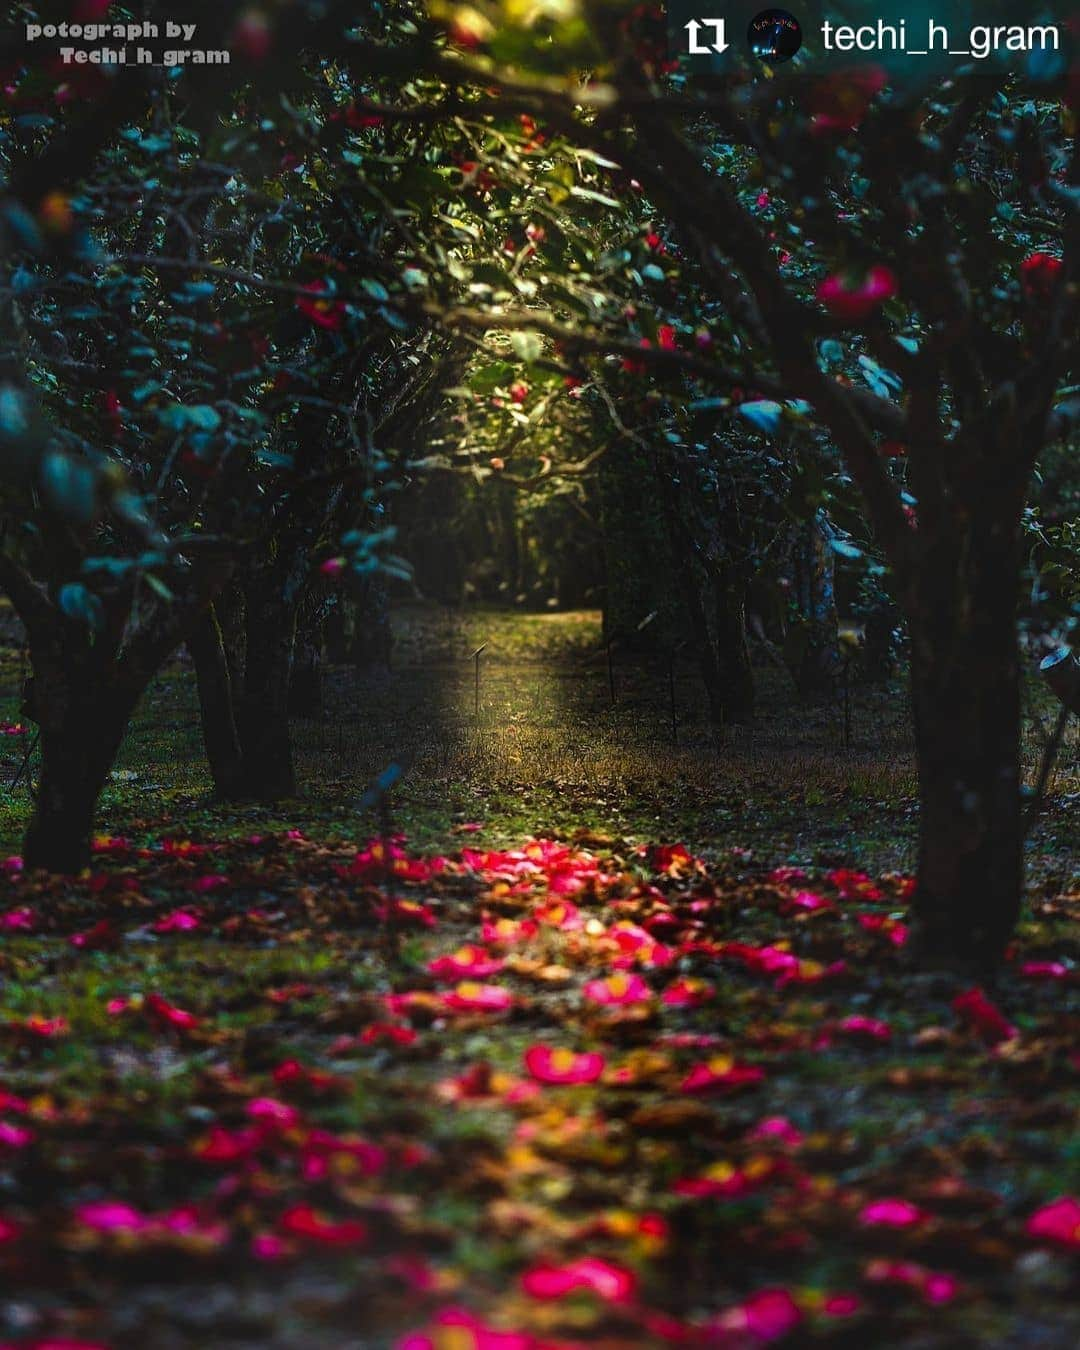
[747,8,803,63]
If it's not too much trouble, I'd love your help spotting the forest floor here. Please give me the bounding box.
[0,605,1077,1349]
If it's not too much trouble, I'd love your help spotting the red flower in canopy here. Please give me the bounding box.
[952,986,1017,1046]
[656,324,678,351]
[1020,251,1063,298]
[524,1046,605,1085]
[817,265,897,321]
[296,281,346,331]
[521,1255,637,1303]
[1026,1196,1080,1247]
[807,65,888,134]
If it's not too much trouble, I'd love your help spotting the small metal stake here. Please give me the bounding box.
[472,643,487,720]
[843,657,852,752]
[668,649,678,746]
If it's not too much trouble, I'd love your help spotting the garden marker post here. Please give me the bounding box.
[472,644,487,721]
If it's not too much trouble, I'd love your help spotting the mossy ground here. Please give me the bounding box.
[0,606,1076,1348]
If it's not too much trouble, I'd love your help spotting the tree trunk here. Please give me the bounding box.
[235,569,297,800]
[713,564,754,725]
[22,674,134,873]
[907,525,1022,969]
[189,605,245,798]
[788,513,841,699]
[288,589,325,717]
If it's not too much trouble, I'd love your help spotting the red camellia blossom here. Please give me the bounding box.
[232,9,273,64]
[835,1014,892,1044]
[427,944,504,981]
[145,993,200,1033]
[583,972,652,1006]
[951,986,1017,1046]
[865,1259,959,1305]
[441,981,513,1014]
[708,1287,802,1343]
[680,1056,766,1094]
[296,281,346,331]
[656,324,678,351]
[278,1204,368,1248]
[859,1198,929,1228]
[807,65,888,134]
[1019,960,1070,980]
[521,1255,637,1303]
[1026,1196,1080,1247]
[817,265,897,321]
[397,1306,531,1350]
[661,977,714,1008]
[1019,251,1064,298]
[524,1046,605,1085]
[76,1200,147,1233]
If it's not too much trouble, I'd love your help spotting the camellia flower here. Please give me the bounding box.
[951,986,1017,1046]
[583,972,652,1006]
[749,1116,805,1149]
[1019,960,1070,980]
[836,1015,892,1044]
[427,944,504,981]
[1019,251,1064,298]
[481,916,538,946]
[865,1258,959,1305]
[520,1255,637,1303]
[816,265,897,321]
[296,280,346,331]
[807,65,888,134]
[858,1198,929,1228]
[680,1056,766,1094]
[1025,1196,1080,1247]
[661,977,714,1008]
[145,993,200,1033]
[708,1287,802,1343]
[246,1097,302,1130]
[441,981,513,1014]
[524,1046,605,1085]
[76,1200,147,1233]
[20,1015,68,1038]
[396,1305,531,1350]
[0,907,35,931]
[278,1204,368,1248]
[152,908,201,934]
